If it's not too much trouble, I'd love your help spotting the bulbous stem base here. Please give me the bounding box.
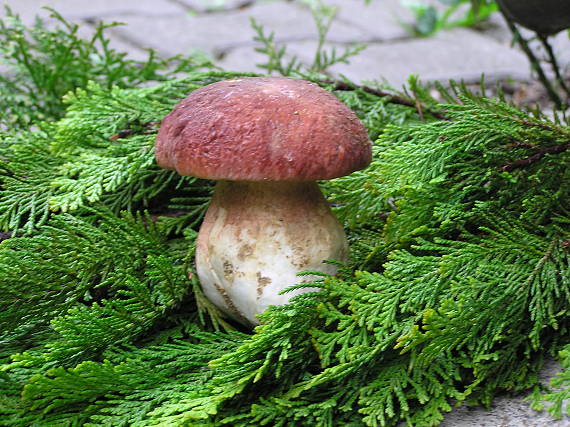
[196,180,348,326]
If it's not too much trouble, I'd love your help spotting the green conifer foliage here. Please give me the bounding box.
[0,7,212,130]
[1,9,569,427]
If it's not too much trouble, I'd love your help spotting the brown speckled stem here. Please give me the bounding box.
[195,180,347,326]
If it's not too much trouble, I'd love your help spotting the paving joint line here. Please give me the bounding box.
[167,0,258,15]
[83,17,167,56]
[81,11,184,21]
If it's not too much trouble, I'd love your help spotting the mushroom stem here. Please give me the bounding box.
[196,180,348,326]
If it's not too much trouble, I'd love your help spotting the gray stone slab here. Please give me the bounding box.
[216,44,267,73]
[177,0,260,13]
[439,358,570,427]
[0,1,158,61]
[440,398,569,427]
[475,13,570,82]
[550,34,570,74]
[217,38,318,74]
[77,27,156,62]
[318,27,532,88]
[474,10,570,86]
[327,0,413,41]
[0,0,184,24]
[220,39,367,76]
[478,11,513,44]
[109,0,372,58]
[530,31,570,77]
[219,28,533,89]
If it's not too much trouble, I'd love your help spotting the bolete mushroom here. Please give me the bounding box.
[155,77,371,326]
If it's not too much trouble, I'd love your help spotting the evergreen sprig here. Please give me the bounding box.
[0,74,251,233]
[0,209,193,363]
[0,7,212,129]
[1,8,570,426]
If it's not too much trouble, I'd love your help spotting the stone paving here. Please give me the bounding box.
[1,1,570,426]
[4,0,559,87]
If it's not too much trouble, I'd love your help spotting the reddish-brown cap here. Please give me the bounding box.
[155,77,372,181]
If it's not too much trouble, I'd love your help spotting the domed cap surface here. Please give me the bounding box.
[155,77,372,181]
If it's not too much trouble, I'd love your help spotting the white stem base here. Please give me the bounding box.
[196,181,348,326]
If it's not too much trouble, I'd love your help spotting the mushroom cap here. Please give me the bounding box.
[155,77,372,181]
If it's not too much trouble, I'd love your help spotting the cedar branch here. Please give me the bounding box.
[502,141,570,172]
[320,79,448,120]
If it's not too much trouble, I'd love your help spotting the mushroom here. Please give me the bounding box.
[155,77,371,326]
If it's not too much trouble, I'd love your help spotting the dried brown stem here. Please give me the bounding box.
[501,141,570,172]
[110,120,161,141]
[320,79,448,120]
[519,120,555,132]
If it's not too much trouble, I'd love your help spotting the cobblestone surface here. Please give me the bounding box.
[437,358,569,427]
[109,1,373,58]
[289,28,531,87]
[1,0,550,86]
[2,1,570,426]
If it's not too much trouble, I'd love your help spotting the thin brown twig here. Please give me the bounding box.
[506,141,536,149]
[519,120,554,132]
[501,141,570,172]
[109,120,161,141]
[319,79,449,120]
